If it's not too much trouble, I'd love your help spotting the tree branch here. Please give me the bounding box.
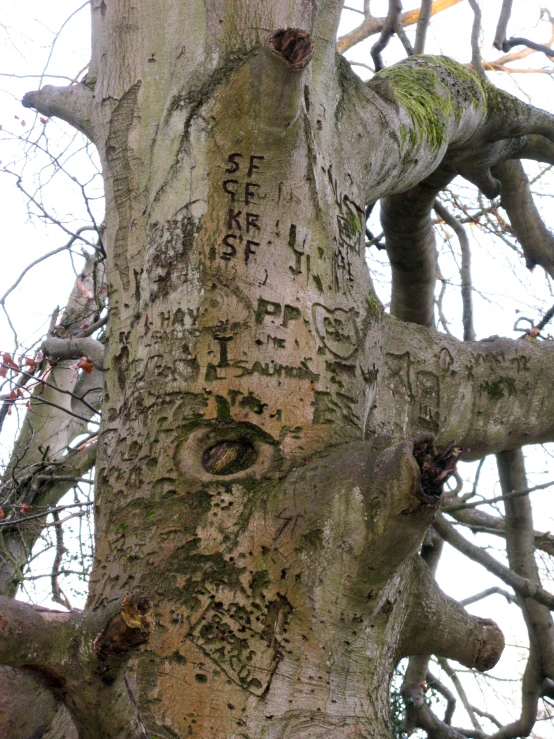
[371,0,403,73]
[381,169,454,326]
[434,200,476,341]
[497,449,554,676]
[501,36,554,58]
[375,315,554,457]
[437,657,482,732]
[414,0,434,54]
[22,83,95,141]
[434,513,554,610]
[427,669,456,723]
[336,0,463,54]
[493,159,554,277]
[440,500,554,558]
[0,592,153,739]
[401,553,504,670]
[460,586,516,606]
[467,0,486,78]
[493,0,514,50]
[42,336,105,370]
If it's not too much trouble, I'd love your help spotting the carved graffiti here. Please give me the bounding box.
[220,153,265,264]
[313,303,360,359]
[416,370,440,433]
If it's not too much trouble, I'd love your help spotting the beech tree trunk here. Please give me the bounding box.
[7,1,554,737]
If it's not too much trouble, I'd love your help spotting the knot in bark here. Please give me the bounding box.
[269,28,314,69]
[94,591,153,658]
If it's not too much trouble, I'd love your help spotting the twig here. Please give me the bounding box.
[0,226,99,306]
[26,394,98,425]
[0,501,93,528]
[471,705,502,729]
[51,510,72,610]
[460,586,516,606]
[437,657,482,732]
[442,479,554,513]
[1,363,100,417]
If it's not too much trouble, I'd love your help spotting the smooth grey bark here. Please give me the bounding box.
[8,1,554,737]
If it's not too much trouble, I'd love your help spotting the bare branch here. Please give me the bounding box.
[434,200,476,341]
[493,0,514,50]
[414,0,434,54]
[434,513,554,610]
[427,669,457,724]
[337,0,463,54]
[493,160,554,278]
[371,0,403,73]
[437,657,482,731]
[501,36,554,58]
[497,449,554,677]
[1,363,100,417]
[442,478,554,513]
[22,82,95,140]
[51,510,72,611]
[460,586,516,606]
[467,0,486,78]
[0,227,99,307]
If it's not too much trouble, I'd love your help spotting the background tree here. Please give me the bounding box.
[2,1,554,737]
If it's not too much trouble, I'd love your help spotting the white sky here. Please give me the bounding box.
[1,0,554,734]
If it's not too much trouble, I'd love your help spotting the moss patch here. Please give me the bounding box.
[374,55,488,152]
[366,292,382,316]
[481,377,516,400]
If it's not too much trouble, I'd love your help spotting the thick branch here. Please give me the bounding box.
[493,159,554,278]
[0,596,76,668]
[375,316,554,457]
[402,529,445,733]
[382,169,454,326]
[22,83,95,141]
[401,553,505,670]
[0,592,153,739]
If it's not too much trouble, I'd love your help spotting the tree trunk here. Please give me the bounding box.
[10,1,554,737]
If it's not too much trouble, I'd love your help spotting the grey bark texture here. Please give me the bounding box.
[5,1,554,737]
